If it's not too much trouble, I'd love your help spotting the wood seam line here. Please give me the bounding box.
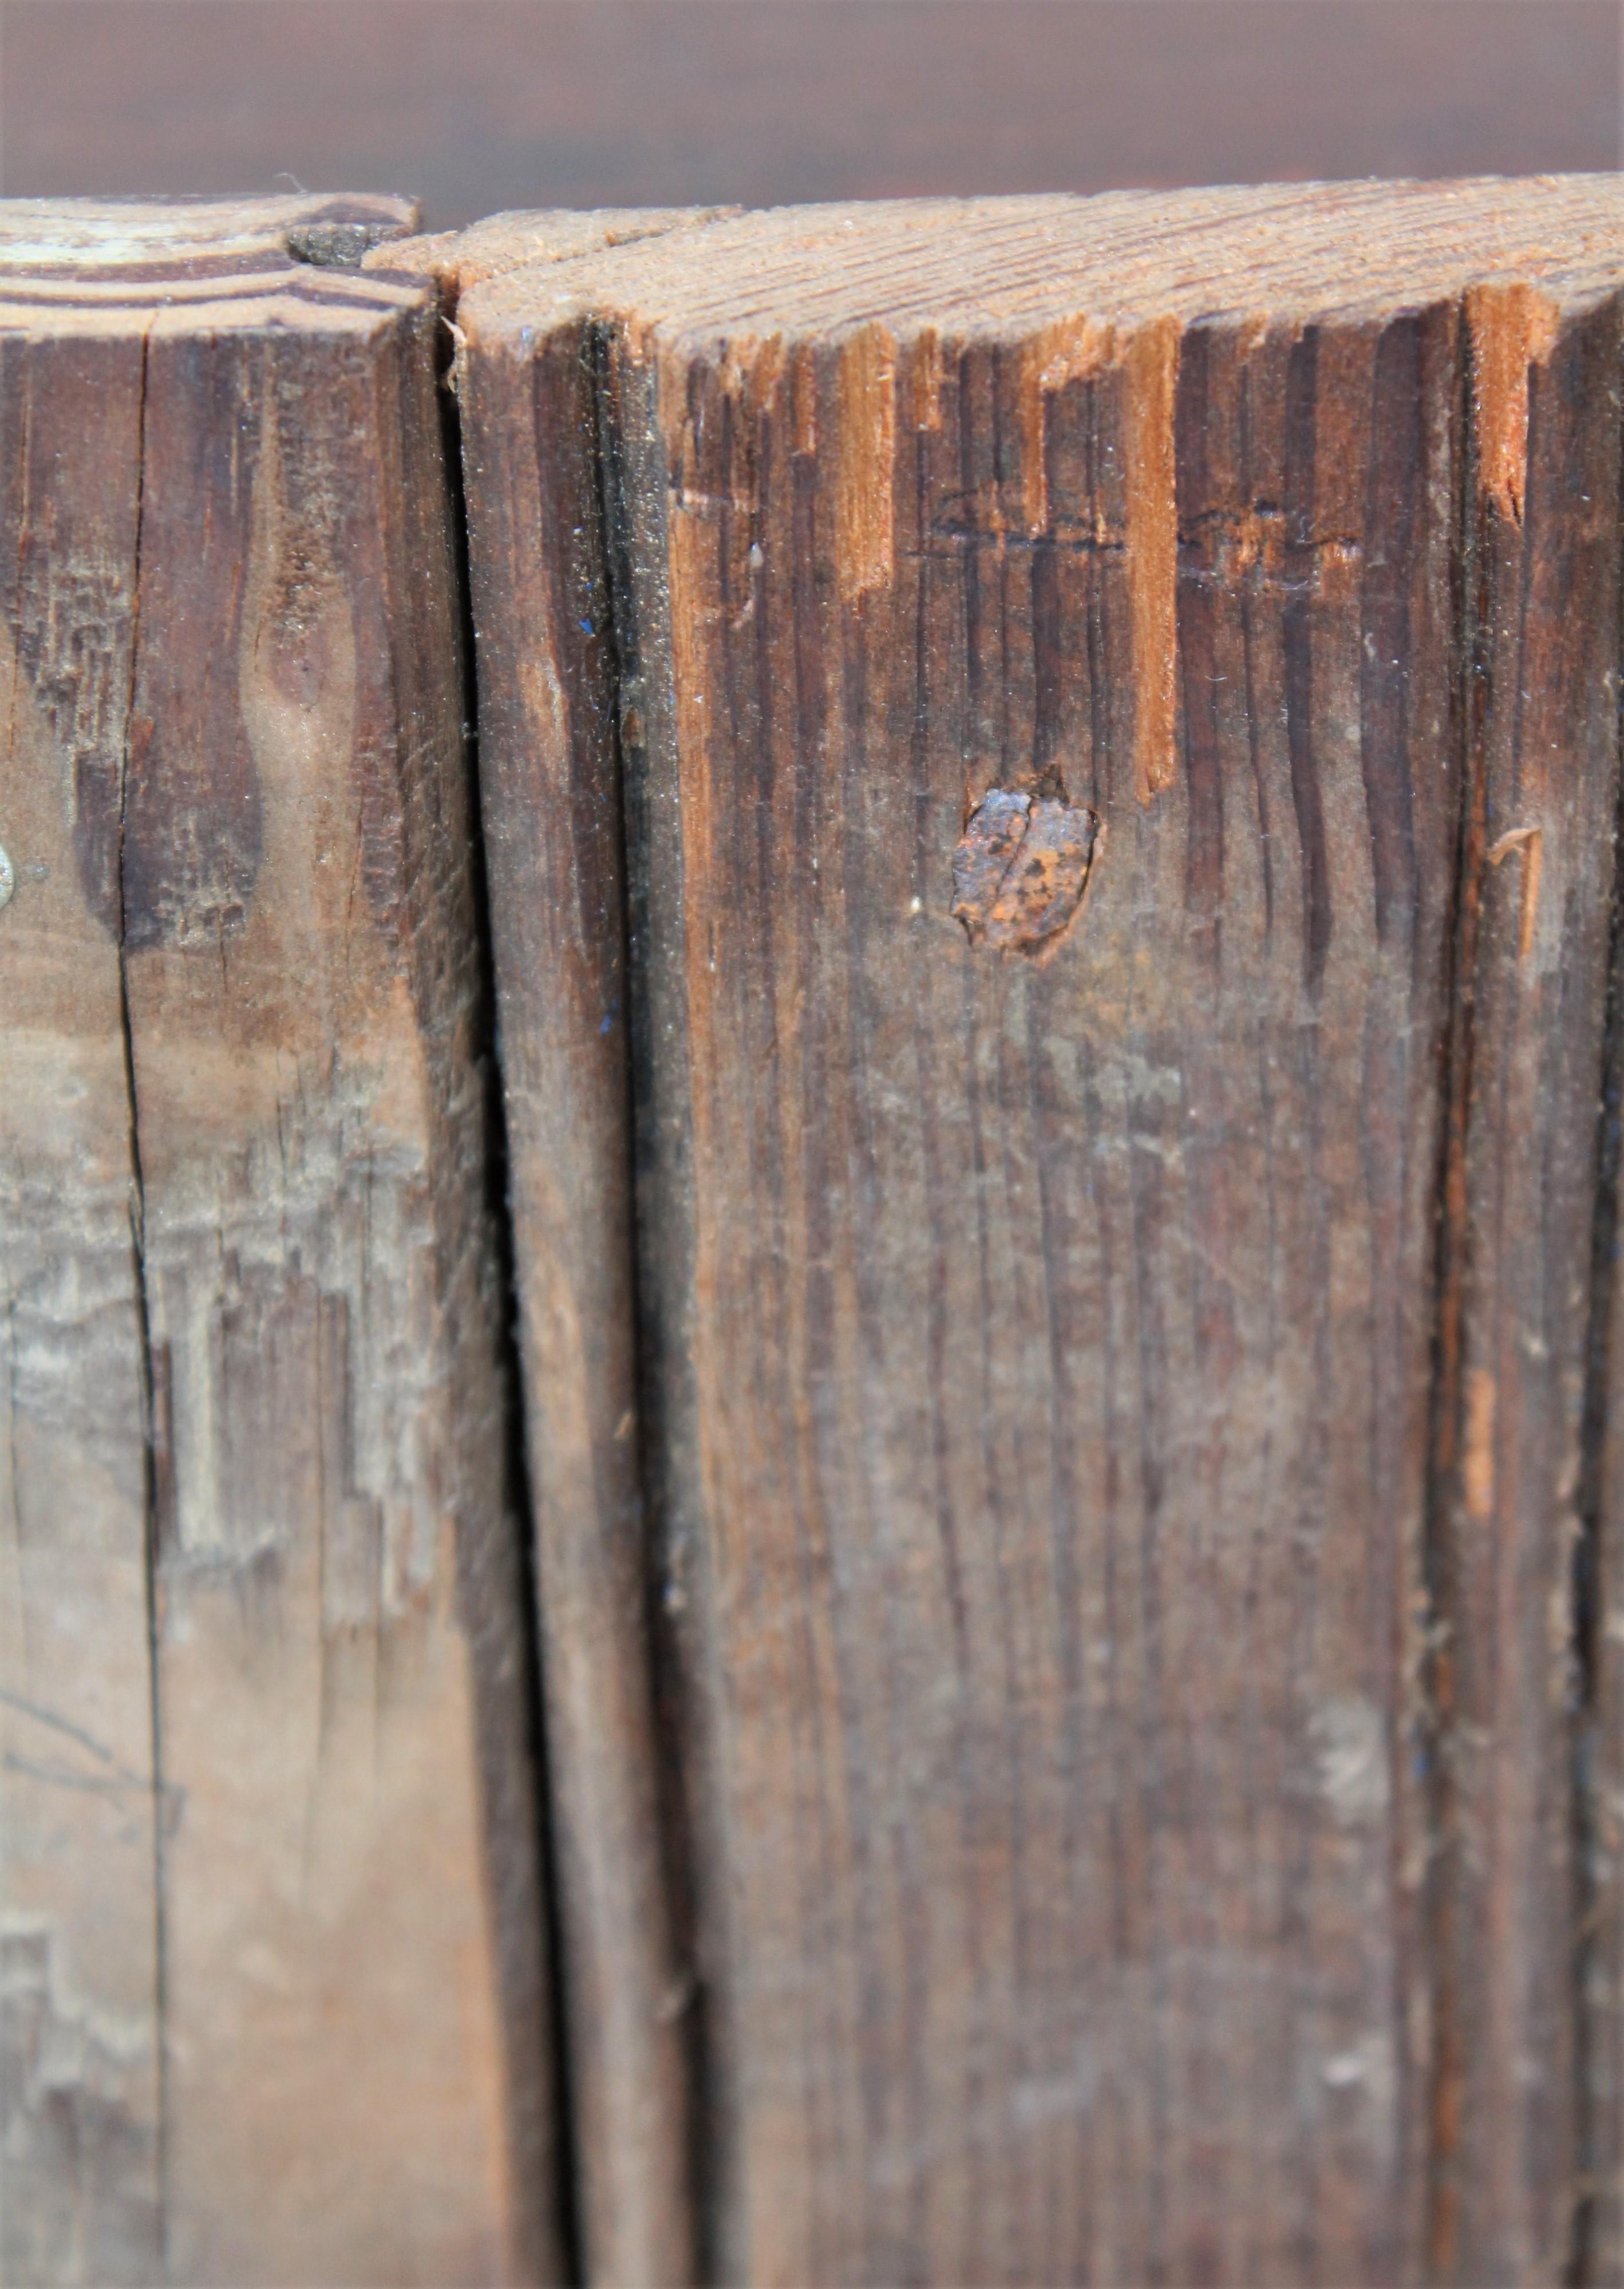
[389,210,744,2287]
[386,226,686,2283]
[586,311,715,2288]
[1421,293,1478,2287]
[431,268,588,2289]
[588,303,749,2286]
[113,313,170,2279]
[1567,312,1624,2289]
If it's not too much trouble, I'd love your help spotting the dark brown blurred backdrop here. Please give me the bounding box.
[1,2,1618,234]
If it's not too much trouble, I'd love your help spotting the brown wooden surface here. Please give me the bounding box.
[386,205,708,2289]
[453,179,1624,2284]
[1429,286,1624,2285]
[1,2,1618,228]
[0,196,560,2286]
[12,177,1624,2288]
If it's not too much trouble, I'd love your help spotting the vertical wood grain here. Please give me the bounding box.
[459,185,1624,2282]
[0,200,562,2287]
[0,322,160,2289]
[604,297,1465,2284]
[1428,290,1623,2288]
[11,182,1624,2289]
[457,295,694,2286]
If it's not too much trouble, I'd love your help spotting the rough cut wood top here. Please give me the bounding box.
[0,192,421,331]
[461,173,1624,343]
[457,175,1624,818]
[373,204,736,295]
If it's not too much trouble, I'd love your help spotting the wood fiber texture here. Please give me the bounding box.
[0,198,559,2286]
[11,179,1624,2289]
[455,178,1624,2285]
[1431,287,1624,2286]
[380,209,712,2289]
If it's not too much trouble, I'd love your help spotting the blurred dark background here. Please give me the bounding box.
[0,0,1618,231]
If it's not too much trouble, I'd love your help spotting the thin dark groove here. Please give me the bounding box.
[1420,299,1480,2285]
[1566,307,1624,2289]
[437,334,584,2289]
[587,315,718,2287]
[115,320,169,2278]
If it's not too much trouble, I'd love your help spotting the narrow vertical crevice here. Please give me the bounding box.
[1565,343,1624,2289]
[436,319,584,2288]
[114,321,168,2279]
[1421,301,1487,2285]
[587,316,719,2286]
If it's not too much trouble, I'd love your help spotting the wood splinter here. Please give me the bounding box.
[1486,822,1544,959]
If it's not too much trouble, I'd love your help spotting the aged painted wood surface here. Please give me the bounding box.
[0,198,559,2286]
[454,179,1624,2284]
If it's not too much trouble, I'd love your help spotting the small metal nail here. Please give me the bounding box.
[0,844,13,913]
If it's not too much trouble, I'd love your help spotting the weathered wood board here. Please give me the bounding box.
[372,205,725,2289]
[454,179,1624,2284]
[1432,285,1624,2285]
[10,178,1624,2288]
[0,216,160,2289]
[0,198,559,2286]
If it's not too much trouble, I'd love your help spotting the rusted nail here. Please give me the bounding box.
[950,782,1100,962]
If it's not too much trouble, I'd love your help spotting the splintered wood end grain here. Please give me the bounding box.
[1466,281,1561,524]
[835,324,898,599]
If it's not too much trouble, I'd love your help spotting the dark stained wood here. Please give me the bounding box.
[0,197,561,2285]
[1426,286,1624,2287]
[455,179,1624,2283]
[1,2,1617,228]
[1593,894,1624,2280]
[382,207,709,2289]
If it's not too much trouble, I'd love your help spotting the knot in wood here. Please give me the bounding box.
[950,784,1099,960]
